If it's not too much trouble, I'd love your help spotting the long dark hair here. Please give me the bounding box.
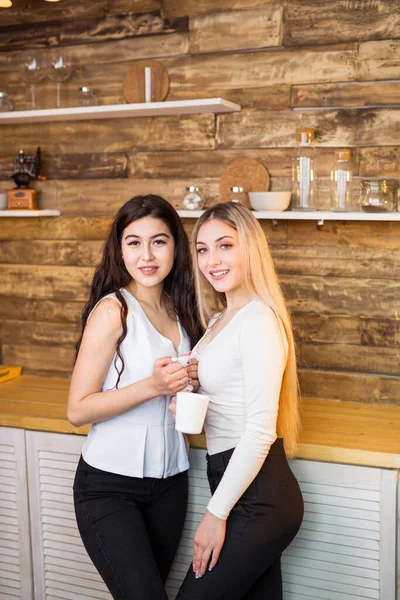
[75,194,202,386]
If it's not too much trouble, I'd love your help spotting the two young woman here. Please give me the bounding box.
[69,195,303,600]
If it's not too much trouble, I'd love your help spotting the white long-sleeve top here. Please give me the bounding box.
[191,300,288,520]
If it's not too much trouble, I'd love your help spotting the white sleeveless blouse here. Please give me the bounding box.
[82,288,191,478]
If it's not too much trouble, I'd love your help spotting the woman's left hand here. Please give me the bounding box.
[192,510,226,578]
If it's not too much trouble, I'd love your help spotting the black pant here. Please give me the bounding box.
[73,457,188,600]
[177,438,304,600]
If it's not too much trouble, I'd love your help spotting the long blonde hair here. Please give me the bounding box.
[192,203,300,458]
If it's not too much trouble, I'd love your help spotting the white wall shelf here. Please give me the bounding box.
[0,209,60,217]
[178,209,400,224]
[0,98,241,124]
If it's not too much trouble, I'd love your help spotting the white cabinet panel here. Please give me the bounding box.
[0,427,32,600]
[25,431,112,600]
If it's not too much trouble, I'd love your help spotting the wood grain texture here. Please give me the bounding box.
[271,244,400,279]
[0,114,216,153]
[282,274,400,319]
[188,6,283,53]
[0,153,129,181]
[359,147,400,177]
[162,0,276,18]
[0,320,79,346]
[0,240,77,266]
[358,39,400,81]
[291,81,400,109]
[298,370,400,405]
[0,265,93,301]
[216,108,400,148]
[283,0,400,47]
[287,220,400,250]
[2,344,74,373]
[54,178,219,214]
[0,0,161,27]
[130,148,356,179]
[298,341,399,377]
[166,43,357,90]
[0,216,112,241]
[0,33,188,75]
[0,296,83,324]
[0,11,188,51]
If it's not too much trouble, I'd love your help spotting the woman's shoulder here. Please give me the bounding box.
[242,300,289,352]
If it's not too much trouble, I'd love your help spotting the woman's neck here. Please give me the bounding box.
[127,282,165,311]
[224,288,254,314]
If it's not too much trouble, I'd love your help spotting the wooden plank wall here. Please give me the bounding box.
[0,0,399,404]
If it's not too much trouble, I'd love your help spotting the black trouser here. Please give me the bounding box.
[73,457,188,600]
[177,438,304,600]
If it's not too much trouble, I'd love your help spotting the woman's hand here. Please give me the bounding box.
[187,358,199,391]
[192,510,226,578]
[151,357,189,396]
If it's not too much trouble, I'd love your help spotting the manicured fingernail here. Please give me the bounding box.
[170,357,178,362]
[208,566,213,571]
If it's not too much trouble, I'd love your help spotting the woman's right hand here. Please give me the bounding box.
[151,357,190,396]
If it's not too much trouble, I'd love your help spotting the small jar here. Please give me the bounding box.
[182,186,204,210]
[76,86,97,107]
[227,186,250,208]
[359,178,399,213]
[0,92,13,112]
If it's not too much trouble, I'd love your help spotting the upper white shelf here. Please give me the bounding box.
[0,98,241,124]
[0,209,60,217]
[178,210,400,222]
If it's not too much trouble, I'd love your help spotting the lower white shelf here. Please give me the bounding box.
[0,209,60,217]
[178,210,400,222]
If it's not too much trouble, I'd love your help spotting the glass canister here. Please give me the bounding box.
[76,86,98,107]
[182,186,204,210]
[0,92,13,112]
[226,186,250,208]
[291,127,317,210]
[330,149,353,212]
[359,178,399,212]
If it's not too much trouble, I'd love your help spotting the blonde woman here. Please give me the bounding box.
[174,202,303,600]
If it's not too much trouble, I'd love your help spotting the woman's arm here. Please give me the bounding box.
[68,298,189,427]
[207,304,287,519]
[192,304,287,576]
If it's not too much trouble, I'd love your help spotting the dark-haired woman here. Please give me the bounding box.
[68,195,202,600]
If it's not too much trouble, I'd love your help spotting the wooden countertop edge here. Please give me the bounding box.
[187,436,400,469]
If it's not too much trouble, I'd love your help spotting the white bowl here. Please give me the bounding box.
[248,191,291,212]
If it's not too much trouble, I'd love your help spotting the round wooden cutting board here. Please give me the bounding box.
[123,59,169,104]
[219,158,270,202]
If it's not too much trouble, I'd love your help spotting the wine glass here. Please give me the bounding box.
[48,52,73,108]
[20,52,47,109]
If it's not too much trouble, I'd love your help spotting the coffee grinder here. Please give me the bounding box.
[7,147,43,210]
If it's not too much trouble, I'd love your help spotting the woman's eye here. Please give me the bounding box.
[197,247,207,254]
[153,239,166,246]
[220,244,232,249]
[128,240,140,246]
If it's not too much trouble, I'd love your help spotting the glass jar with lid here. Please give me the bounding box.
[0,92,13,112]
[226,186,250,208]
[330,149,353,212]
[359,178,398,213]
[182,186,204,210]
[76,86,98,107]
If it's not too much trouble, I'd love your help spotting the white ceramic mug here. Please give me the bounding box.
[175,391,209,434]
